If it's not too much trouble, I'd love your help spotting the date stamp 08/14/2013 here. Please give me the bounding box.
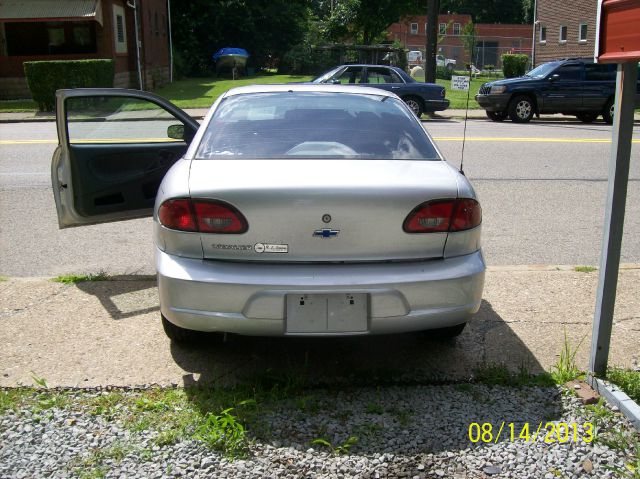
[468,422,594,444]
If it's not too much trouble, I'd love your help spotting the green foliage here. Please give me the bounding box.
[311,436,358,455]
[473,364,555,387]
[461,22,476,65]
[574,266,597,273]
[502,54,529,78]
[52,271,109,284]
[440,0,530,24]
[550,330,585,384]
[436,66,453,80]
[607,368,640,403]
[324,0,421,45]
[195,407,248,458]
[171,0,309,76]
[23,60,114,111]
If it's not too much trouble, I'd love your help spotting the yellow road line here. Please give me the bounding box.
[1,137,639,145]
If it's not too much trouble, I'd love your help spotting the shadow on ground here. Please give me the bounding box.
[170,300,561,458]
[75,276,158,320]
[169,299,547,388]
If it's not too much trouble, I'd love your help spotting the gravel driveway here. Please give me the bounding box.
[1,384,638,479]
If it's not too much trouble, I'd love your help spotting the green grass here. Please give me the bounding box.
[606,368,640,403]
[550,330,585,384]
[436,78,486,109]
[472,364,555,387]
[0,99,38,112]
[574,265,597,273]
[0,276,7,282]
[52,271,110,284]
[154,73,313,109]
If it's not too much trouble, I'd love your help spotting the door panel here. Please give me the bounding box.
[540,63,583,112]
[52,89,199,228]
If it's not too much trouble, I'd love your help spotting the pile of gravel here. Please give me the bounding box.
[0,384,637,478]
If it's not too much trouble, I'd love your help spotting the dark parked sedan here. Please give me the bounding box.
[313,64,449,117]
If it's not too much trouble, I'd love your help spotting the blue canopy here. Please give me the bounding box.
[212,48,249,62]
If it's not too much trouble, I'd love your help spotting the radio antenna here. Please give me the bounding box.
[459,63,472,176]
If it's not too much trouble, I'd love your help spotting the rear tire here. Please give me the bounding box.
[486,111,507,122]
[403,96,424,118]
[161,314,203,344]
[508,95,534,123]
[576,112,598,123]
[602,98,614,125]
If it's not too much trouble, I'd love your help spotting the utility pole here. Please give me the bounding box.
[425,0,440,83]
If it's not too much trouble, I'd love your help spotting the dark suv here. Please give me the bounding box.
[475,58,640,123]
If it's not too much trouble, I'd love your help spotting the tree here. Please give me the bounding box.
[461,21,476,66]
[324,0,423,45]
[439,0,528,24]
[171,0,309,76]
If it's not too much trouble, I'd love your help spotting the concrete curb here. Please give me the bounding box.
[589,376,640,431]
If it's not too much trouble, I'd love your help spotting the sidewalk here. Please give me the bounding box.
[1,266,638,388]
[2,108,639,123]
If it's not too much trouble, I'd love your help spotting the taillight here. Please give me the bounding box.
[158,199,197,232]
[403,199,481,233]
[193,201,247,233]
[158,199,248,234]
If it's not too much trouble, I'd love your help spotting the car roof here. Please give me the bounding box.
[223,83,397,98]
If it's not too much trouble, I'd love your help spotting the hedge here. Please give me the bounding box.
[24,59,115,111]
[501,54,529,79]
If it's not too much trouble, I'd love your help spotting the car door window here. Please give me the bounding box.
[66,96,186,144]
[584,63,616,81]
[366,67,403,84]
[552,64,581,81]
[330,66,364,84]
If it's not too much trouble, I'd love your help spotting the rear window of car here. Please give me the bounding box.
[195,92,441,160]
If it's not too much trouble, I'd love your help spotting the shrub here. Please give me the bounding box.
[501,54,529,78]
[436,66,452,80]
[24,59,115,111]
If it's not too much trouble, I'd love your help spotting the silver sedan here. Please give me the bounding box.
[51,84,485,343]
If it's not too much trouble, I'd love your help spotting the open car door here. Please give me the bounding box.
[51,88,199,228]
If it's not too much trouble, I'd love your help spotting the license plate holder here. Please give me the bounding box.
[286,293,368,333]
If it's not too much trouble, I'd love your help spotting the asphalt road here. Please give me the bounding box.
[1,118,639,276]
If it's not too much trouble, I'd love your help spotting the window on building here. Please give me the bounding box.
[4,21,97,56]
[410,23,418,35]
[579,23,588,42]
[162,14,166,36]
[559,25,567,43]
[113,4,127,53]
[439,23,447,35]
[155,12,159,35]
[540,26,547,43]
[453,23,461,35]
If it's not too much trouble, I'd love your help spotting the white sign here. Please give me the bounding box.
[451,75,470,91]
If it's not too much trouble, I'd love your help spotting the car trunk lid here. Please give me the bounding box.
[188,159,459,262]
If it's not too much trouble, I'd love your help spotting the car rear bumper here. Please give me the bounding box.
[425,98,450,112]
[475,94,510,112]
[156,248,486,336]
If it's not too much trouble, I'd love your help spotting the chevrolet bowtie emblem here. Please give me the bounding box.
[313,228,340,238]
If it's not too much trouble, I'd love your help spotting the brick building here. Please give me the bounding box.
[388,15,533,69]
[533,0,598,66]
[0,0,171,100]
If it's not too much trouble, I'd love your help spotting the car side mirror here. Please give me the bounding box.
[167,124,185,140]
[549,74,560,82]
[330,79,341,85]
